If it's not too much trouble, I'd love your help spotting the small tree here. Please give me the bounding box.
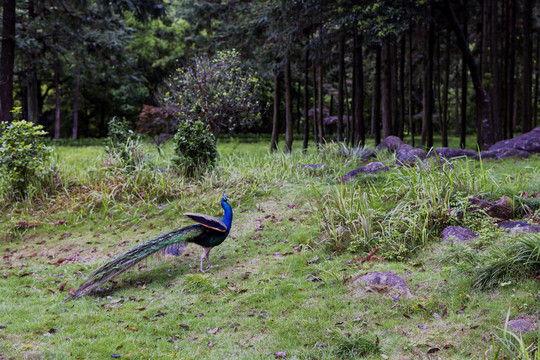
[0,119,51,197]
[162,49,261,139]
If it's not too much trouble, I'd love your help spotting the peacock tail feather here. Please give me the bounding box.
[71,225,203,298]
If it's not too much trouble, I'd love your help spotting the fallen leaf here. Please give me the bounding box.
[126,327,138,331]
[206,328,220,334]
[179,324,189,330]
[274,351,287,359]
[427,347,440,354]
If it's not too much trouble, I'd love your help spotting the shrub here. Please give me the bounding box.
[173,120,217,177]
[162,49,260,139]
[136,105,178,148]
[0,120,52,197]
[105,116,144,169]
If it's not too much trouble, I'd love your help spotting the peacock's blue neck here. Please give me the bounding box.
[220,198,233,235]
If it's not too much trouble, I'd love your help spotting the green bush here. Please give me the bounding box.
[0,120,52,197]
[173,120,217,177]
[105,116,144,169]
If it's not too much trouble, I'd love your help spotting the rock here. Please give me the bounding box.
[376,136,405,152]
[489,127,540,153]
[396,144,427,166]
[352,272,413,299]
[419,156,452,170]
[342,162,390,182]
[344,148,377,161]
[468,196,514,220]
[497,221,540,235]
[507,317,538,334]
[476,148,530,160]
[430,147,478,159]
[442,226,478,243]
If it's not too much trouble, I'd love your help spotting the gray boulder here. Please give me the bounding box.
[352,272,413,299]
[507,317,538,334]
[476,148,530,160]
[430,147,478,159]
[442,226,478,243]
[468,196,514,220]
[497,221,540,235]
[377,136,405,152]
[489,127,540,153]
[396,144,427,166]
[342,162,389,182]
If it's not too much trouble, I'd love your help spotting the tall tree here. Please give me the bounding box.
[0,0,16,123]
[284,58,293,152]
[522,0,533,133]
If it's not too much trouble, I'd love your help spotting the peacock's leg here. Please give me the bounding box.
[199,247,212,272]
[199,247,218,272]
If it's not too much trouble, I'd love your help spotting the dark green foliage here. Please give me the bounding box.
[333,333,380,359]
[0,119,51,197]
[162,49,260,139]
[173,120,217,177]
[105,116,144,169]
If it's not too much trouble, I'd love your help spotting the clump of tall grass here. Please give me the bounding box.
[474,233,540,289]
[310,157,515,258]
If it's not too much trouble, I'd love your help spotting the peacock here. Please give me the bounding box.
[72,193,232,298]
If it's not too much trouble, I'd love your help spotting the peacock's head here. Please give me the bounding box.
[222,192,229,202]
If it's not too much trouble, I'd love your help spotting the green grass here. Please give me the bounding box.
[0,139,539,359]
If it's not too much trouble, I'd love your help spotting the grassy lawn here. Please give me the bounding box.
[1,139,539,359]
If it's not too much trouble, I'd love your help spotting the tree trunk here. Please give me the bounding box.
[522,0,533,133]
[337,31,345,142]
[303,50,310,151]
[442,30,450,147]
[504,0,516,139]
[381,42,393,138]
[312,64,318,144]
[284,58,293,152]
[270,66,280,151]
[54,61,61,139]
[398,35,405,139]
[0,0,16,124]
[353,29,365,146]
[73,62,80,139]
[26,0,40,124]
[490,0,502,141]
[444,0,493,149]
[423,17,434,149]
[317,64,324,143]
[408,22,415,147]
[374,45,382,145]
[460,9,468,149]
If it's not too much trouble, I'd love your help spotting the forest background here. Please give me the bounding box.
[0,0,539,149]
